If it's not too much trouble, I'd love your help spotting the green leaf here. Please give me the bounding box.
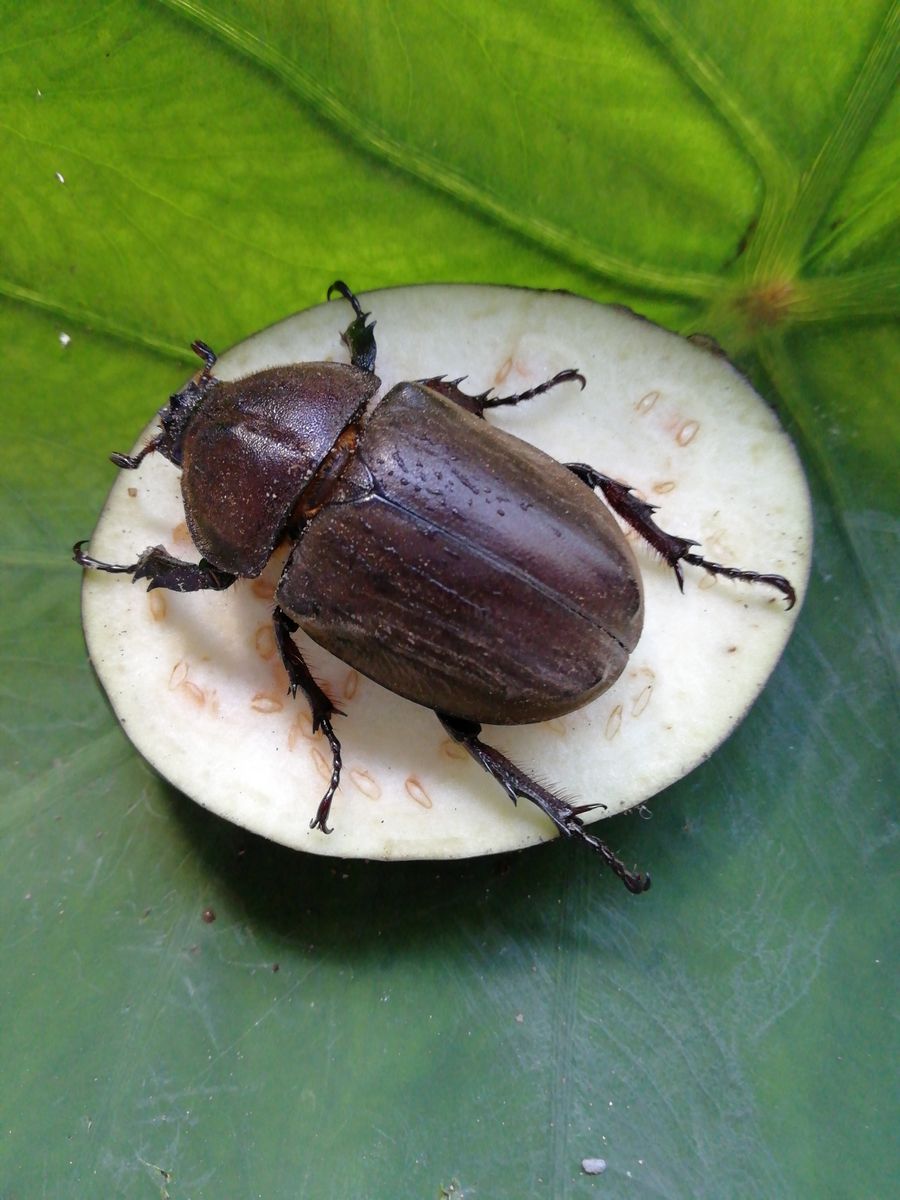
[2,2,896,1197]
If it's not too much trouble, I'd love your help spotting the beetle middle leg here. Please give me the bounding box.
[421,369,585,417]
[566,464,796,608]
[273,607,344,834]
[438,713,651,894]
[73,542,237,593]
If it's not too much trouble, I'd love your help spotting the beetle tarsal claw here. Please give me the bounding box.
[309,809,333,835]
[572,823,653,893]
[190,339,218,379]
[73,540,147,575]
[480,366,586,410]
[307,716,343,835]
[109,433,162,471]
[327,279,362,315]
[680,554,797,608]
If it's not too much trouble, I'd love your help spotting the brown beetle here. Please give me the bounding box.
[75,282,795,892]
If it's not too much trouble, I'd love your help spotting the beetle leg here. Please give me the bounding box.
[109,434,163,471]
[565,464,797,609]
[190,338,218,381]
[73,541,237,593]
[327,280,377,374]
[273,607,344,834]
[420,369,585,418]
[437,713,651,894]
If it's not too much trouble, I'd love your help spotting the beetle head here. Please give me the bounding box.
[154,339,222,468]
[156,381,209,467]
[110,340,218,471]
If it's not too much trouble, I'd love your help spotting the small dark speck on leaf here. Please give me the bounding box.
[201,907,216,924]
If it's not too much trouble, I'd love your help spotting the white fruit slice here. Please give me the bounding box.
[81,285,812,860]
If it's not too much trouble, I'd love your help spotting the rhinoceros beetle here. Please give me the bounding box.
[74,282,795,893]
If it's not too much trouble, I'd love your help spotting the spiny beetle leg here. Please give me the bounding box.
[273,607,344,834]
[437,713,651,894]
[421,368,585,418]
[73,542,237,593]
[482,368,586,410]
[566,464,796,609]
[327,280,377,374]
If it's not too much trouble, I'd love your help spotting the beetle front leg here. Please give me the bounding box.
[566,464,796,609]
[437,713,651,894]
[273,607,344,834]
[327,280,377,374]
[421,369,585,418]
[73,542,237,593]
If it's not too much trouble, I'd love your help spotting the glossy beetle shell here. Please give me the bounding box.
[277,382,644,724]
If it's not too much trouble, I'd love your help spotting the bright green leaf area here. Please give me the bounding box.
[2,2,897,1196]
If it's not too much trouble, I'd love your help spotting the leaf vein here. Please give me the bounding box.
[158,0,719,298]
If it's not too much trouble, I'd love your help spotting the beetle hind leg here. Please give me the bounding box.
[438,713,651,894]
[566,464,796,609]
[273,607,344,833]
